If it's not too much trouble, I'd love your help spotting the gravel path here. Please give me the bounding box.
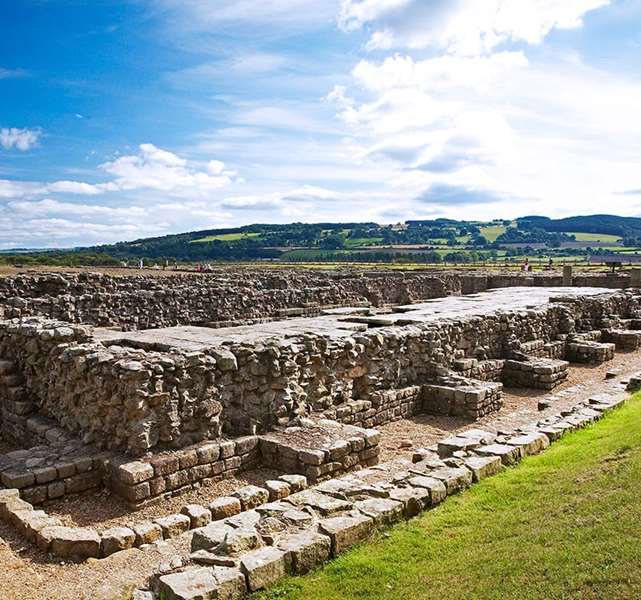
[377,350,641,461]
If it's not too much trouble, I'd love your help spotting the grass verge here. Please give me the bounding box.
[259,395,641,600]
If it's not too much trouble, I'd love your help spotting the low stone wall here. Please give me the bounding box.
[0,270,462,330]
[108,436,260,506]
[260,422,380,484]
[502,358,569,390]
[422,377,503,419]
[0,439,106,505]
[566,340,616,363]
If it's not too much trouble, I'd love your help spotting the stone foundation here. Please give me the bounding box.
[502,358,569,390]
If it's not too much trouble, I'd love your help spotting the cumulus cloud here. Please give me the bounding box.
[0,127,41,151]
[98,143,233,194]
[339,0,610,54]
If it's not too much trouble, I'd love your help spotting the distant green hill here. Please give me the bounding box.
[518,214,641,238]
[3,214,640,266]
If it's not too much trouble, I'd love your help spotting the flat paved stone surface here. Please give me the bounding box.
[94,287,612,351]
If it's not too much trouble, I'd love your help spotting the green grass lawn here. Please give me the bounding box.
[259,395,641,600]
[190,232,262,243]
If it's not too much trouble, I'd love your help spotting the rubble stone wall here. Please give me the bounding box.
[1,290,639,456]
[0,270,462,330]
[0,270,633,332]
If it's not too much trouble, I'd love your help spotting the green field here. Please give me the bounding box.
[563,231,622,242]
[260,395,641,600]
[479,225,507,242]
[191,232,262,243]
[344,237,384,247]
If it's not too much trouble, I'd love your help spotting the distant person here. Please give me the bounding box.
[547,257,553,270]
[139,259,143,270]
[521,258,530,272]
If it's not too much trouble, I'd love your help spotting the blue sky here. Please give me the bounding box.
[1,0,641,248]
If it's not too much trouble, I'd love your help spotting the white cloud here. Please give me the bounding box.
[339,0,610,55]
[98,143,233,194]
[1,127,41,151]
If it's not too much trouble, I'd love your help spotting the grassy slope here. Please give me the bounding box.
[190,232,262,243]
[260,396,641,600]
[563,232,622,242]
[480,224,507,241]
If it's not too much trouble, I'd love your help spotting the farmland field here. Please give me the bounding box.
[190,232,262,243]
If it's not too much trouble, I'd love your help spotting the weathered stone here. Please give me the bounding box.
[155,514,191,539]
[286,490,352,516]
[38,526,101,558]
[232,485,269,511]
[407,476,447,505]
[133,521,163,546]
[428,467,473,494]
[277,531,332,574]
[318,513,373,555]
[388,486,431,517]
[181,504,212,529]
[157,567,219,600]
[506,432,550,456]
[101,527,136,556]
[240,546,290,592]
[209,496,242,521]
[191,522,235,552]
[354,497,404,527]
[265,480,290,501]
[278,474,307,492]
[463,455,502,482]
[476,444,524,466]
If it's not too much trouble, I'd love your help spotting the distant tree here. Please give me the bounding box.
[320,233,345,250]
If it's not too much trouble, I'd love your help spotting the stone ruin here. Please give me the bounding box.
[0,267,640,597]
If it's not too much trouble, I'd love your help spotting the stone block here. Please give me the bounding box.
[209,496,241,521]
[115,460,154,485]
[265,480,290,501]
[476,444,523,466]
[354,497,404,527]
[318,513,373,555]
[463,455,502,482]
[133,520,163,546]
[191,522,234,552]
[240,546,290,592]
[155,514,191,539]
[277,531,332,575]
[101,527,136,556]
[181,504,212,529]
[38,526,101,558]
[232,485,269,511]
[388,486,431,517]
[158,567,219,600]
[407,476,447,505]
